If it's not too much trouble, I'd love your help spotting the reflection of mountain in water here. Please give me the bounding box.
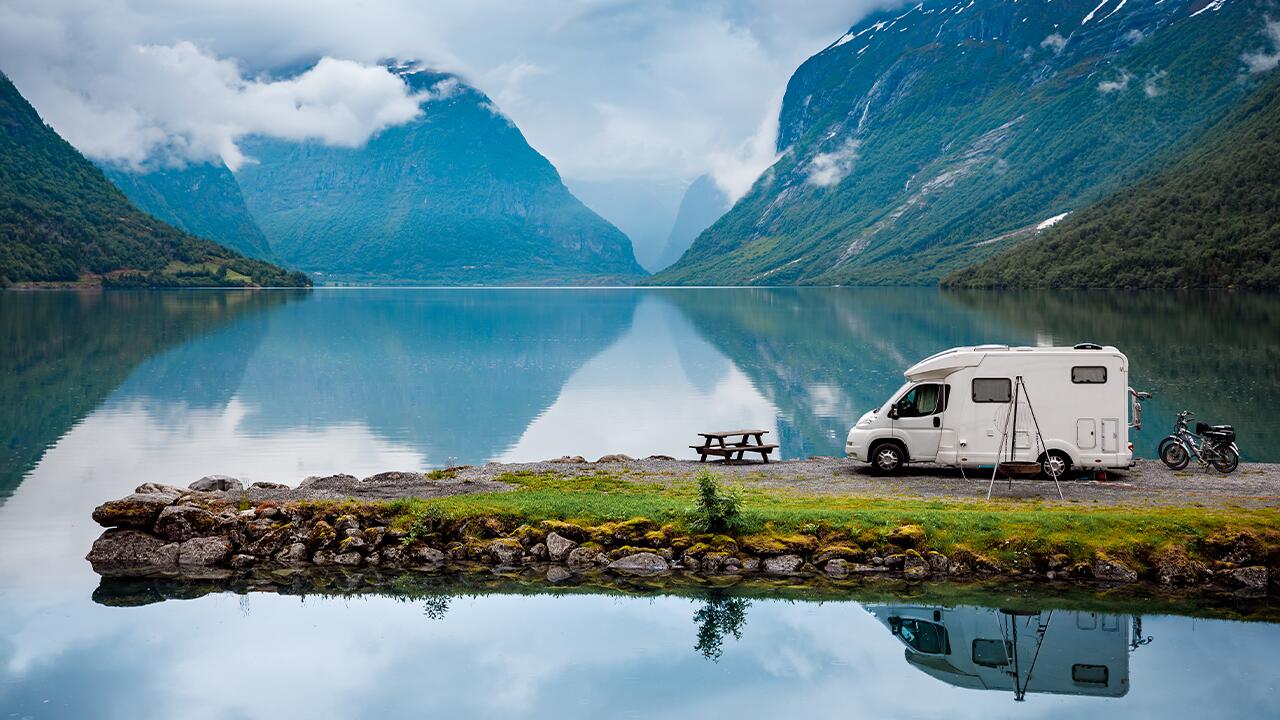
[662,288,1025,458]
[870,604,1134,700]
[946,291,1280,460]
[221,290,641,464]
[0,290,299,496]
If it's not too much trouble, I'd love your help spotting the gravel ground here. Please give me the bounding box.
[227,457,1280,509]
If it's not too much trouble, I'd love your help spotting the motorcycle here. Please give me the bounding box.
[1158,410,1240,473]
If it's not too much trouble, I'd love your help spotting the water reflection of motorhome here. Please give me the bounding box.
[869,605,1140,701]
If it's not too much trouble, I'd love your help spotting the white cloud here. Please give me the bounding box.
[1040,33,1067,53]
[1097,68,1133,93]
[805,138,861,187]
[1241,18,1280,74]
[0,0,900,185]
[1143,69,1167,97]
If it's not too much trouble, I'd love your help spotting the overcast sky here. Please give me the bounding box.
[0,0,896,199]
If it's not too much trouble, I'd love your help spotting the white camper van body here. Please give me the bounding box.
[846,345,1136,473]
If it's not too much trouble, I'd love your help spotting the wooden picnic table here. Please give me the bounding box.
[690,429,779,463]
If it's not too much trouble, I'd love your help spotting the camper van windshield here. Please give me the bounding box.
[894,618,948,655]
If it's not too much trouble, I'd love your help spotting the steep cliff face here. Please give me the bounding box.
[235,67,646,285]
[658,0,1273,286]
[99,160,274,261]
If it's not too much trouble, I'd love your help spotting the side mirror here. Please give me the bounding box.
[888,407,900,420]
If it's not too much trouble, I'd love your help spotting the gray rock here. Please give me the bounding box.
[566,546,597,569]
[134,482,183,497]
[529,542,548,560]
[546,566,573,583]
[230,554,257,569]
[595,454,634,463]
[607,552,670,576]
[594,553,610,566]
[545,532,577,561]
[91,494,175,529]
[1092,556,1138,583]
[701,552,729,573]
[312,550,336,566]
[682,555,701,571]
[903,553,929,580]
[365,552,381,566]
[85,529,177,567]
[763,554,804,575]
[741,557,761,573]
[884,553,906,570]
[548,455,588,464]
[276,543,309,565]
[824,559,850,578]
[849,563,890,574]
[154,505,219,542]
[334,515,360,534]
[334,551,362,567]
[925,551,949,572]
[188,475,243,492]
[1225,566,1268,591]
[339,535,367,555]
[412,546,445,565]
[177,537,232,566]
[248,481,290,490]
[489,540,523,566]
[379,545,406,566]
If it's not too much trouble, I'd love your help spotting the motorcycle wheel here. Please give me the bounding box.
[1160,441,1190,470]
[1211,446,1240,474]
[1157,436,1179,460]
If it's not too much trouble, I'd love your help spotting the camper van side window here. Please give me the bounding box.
[1071,366,1107,384]
[972,378,1011,403]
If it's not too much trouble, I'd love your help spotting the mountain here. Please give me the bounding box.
[98,160,275,261]
[235,66,646,285]
[656,0,1272,286]
[565,176,686,272]
[0,73,308,288]
[945,68,1280,289]
[655,174,730,272]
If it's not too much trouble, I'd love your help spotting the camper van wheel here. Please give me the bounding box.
[1040,450,1072,479]
[870,442,905,475]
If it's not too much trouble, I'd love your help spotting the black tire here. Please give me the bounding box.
[869,442,905,475]
[1211,446,1239,474]
[1160,441,1190,470]
[1157,436,1179,460]
[1040,450,1072,480]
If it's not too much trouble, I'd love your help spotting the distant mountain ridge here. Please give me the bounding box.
[657,0,1274,286]
[235,65,646,285]
[655,174,730,272]
[98,159,275,261]
[0,72,307,287]
[946,68,1280,289]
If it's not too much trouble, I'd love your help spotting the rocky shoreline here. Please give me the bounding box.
[87,471,1277,597]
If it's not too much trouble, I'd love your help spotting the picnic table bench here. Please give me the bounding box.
[690,429,778,463]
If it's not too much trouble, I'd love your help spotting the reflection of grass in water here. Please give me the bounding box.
[377,470,1280,569]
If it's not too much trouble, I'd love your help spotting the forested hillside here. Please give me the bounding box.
[946,70,1280,289]
[0,73,308,288]
[657,0,1272,286]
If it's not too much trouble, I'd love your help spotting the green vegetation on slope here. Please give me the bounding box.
[0,73,308,287]
[945,71,1280,289]
[655,0,1270,287]
[99,160,275,261]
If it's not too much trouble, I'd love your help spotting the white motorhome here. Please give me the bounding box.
[846,344,1144,476]
[868,604,1132,699]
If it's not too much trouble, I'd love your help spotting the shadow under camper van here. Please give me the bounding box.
[845,344,1145,476]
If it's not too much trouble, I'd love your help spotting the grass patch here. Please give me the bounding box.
[352,470,1280,568]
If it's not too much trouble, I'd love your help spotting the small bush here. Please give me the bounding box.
[689,471,744,534]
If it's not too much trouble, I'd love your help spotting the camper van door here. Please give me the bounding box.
[891,383,945,461]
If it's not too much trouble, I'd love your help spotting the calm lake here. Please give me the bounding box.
[1,287,1278,717]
